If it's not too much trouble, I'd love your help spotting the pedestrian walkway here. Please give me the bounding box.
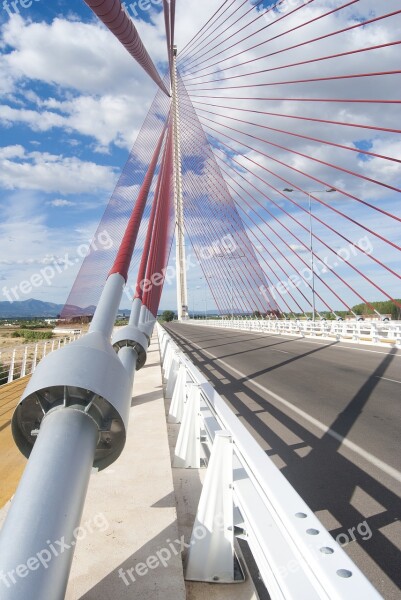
[0,376,29,508]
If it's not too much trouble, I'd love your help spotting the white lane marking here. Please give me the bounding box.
[375,376,401,384]
[193,325,401,357]
[176,330,401,484]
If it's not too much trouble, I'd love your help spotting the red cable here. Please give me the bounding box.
[210,144,401,310]
[180,0,252,65]
[83,0,169,96]
[180,0,282,68]
[195,117,401,226]
[190,100,401,135]
[183,40,401,84]
[198,113,401,194]
[182,0,359,73]
[178,110,277,313]
[179,0,235,59]
[221,166,383,313]
[178,105,306,314]
[189,96,401,104]
[184,8,400,77]
[212,145,401,283]
[194,105,400,165]
[109,124,167,282]
[189,70,401,91]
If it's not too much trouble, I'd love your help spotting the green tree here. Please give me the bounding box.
[161,310,175,323]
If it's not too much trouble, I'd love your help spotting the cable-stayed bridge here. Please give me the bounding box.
[0,1,400,599]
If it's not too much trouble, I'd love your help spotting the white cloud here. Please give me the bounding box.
[46,199,75,207]
[0,146,118,194]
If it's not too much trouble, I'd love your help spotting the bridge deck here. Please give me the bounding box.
[0,376,29,508]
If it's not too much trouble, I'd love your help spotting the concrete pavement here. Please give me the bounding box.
[165,322,401,600]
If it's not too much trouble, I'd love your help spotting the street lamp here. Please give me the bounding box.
[199,277,208,319]
[283,187,336,321]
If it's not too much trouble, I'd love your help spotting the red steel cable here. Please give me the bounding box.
[198,114,401,194]
[212,146,401,310]
[181,0,315,70]
[182,155,276,314]
[189,96,401,105]
[180,0,272,67]
[109,125,167,282]
[183,8,400,78]
[180,0,251,64]
[184,41,401,84]
[194,105,400,165]
[196,117,401,228]
[222,169,378,313]
[83,0,169,96]
[179,0,234,59]
[212,146,401,283]
[189,70,401,92]
[191,100,401,136]
[181,0,359,73]
[203,129,401,251]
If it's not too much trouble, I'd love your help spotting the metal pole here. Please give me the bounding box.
[1,272,133,598]
[308,192,316,322]
[0,408,98,600]
[230,265,234,320]
[172,46,189,321]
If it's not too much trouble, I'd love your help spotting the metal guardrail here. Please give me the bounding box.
[0,336,80,386]
[187,319,401,348]
[157,323,382,599]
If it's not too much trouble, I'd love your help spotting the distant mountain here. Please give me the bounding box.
[0,299,95,319]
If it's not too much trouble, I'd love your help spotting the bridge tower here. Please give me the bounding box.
[172,45,189,321]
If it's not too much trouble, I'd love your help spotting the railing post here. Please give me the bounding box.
[168,363,188,424]
[7,349,16,383]
[165,350,180,398]
[173,383,201,468]
[32,343,38,373]
[185,431,241,583]
[21,346,28,378]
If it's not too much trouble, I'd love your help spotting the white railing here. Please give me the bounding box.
[157,324,382,599]
[187,318,401,348]
[0,335,80,386]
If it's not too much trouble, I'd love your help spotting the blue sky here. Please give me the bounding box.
[0,0,400,315]
[0,0,196,310]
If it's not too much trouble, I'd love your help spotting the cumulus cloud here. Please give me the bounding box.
[0,146,118,193]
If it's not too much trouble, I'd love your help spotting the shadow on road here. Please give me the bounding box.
[166,324,401,596]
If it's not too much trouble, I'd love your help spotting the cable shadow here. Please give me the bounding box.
[166,325,401,595]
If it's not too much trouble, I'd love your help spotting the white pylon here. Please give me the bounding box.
[172,45,189,321]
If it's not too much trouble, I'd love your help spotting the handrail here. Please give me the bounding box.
[157,323,382,599]
[187,318,401,348]
[0,335,80,386]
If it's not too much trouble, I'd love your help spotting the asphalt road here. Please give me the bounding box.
[164,322,401,600]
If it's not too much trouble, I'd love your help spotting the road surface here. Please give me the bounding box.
[165,322,401,600]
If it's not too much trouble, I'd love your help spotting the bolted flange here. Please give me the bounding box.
[112,325,148,370]
[12,331,132,470]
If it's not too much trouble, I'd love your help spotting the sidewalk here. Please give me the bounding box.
[0,332,259,600]
[65,332,186,599]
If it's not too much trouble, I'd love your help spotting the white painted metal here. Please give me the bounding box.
[185,431,237,583]
[165,351,180,398]
[173,383,201,468]
[158,323,383,599]
[172,46,189,321]
[0,336,80,387]
[190,318,401,349]
[7,349,16,383]
[168,363,187,423]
